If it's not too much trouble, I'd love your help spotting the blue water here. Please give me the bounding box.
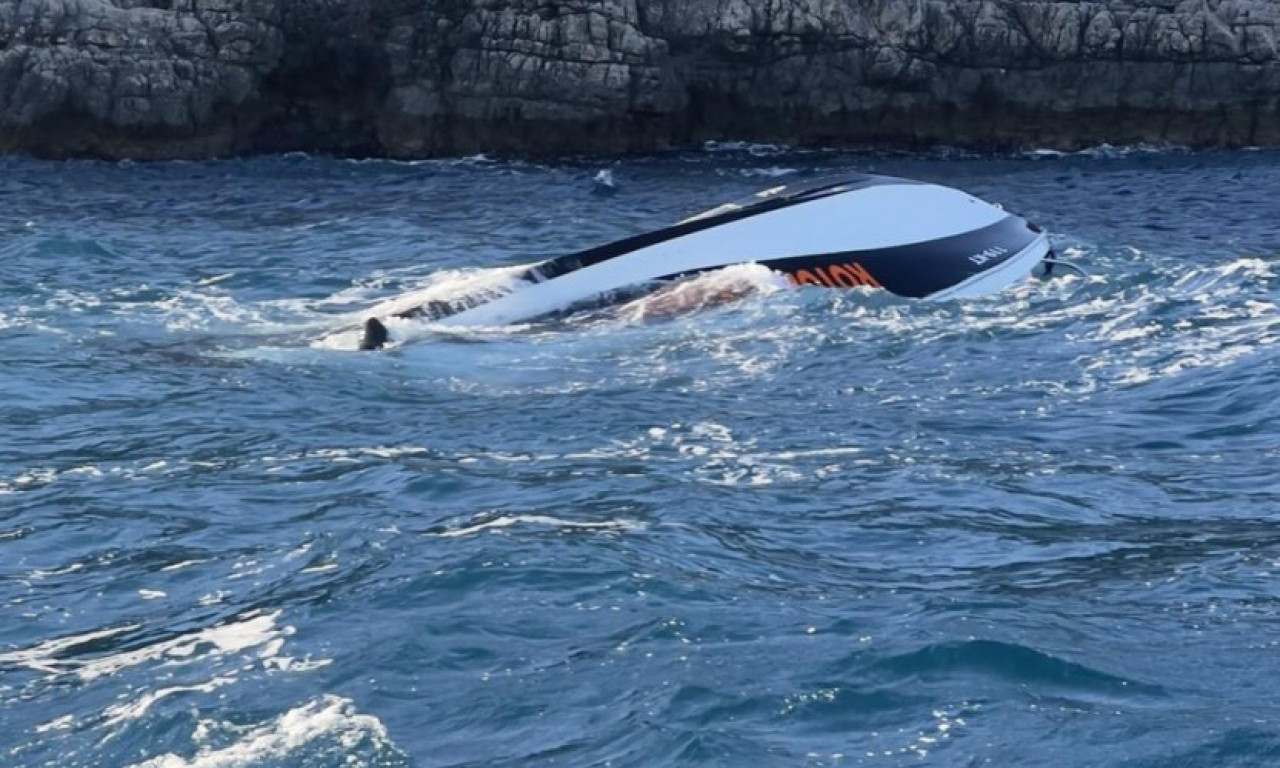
[2,146,1279,767]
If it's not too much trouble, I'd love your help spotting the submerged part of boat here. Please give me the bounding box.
[374,174,1052,336]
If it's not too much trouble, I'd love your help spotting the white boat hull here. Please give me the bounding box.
[392,175,1051,328]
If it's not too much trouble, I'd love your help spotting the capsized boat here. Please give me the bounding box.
[359,174,1051,347]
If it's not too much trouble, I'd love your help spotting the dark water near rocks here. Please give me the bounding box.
[2,146,1279,767]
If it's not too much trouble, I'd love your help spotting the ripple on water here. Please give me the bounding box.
[2,149,1279,768]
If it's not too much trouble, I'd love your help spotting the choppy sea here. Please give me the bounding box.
[2,145,1279,767]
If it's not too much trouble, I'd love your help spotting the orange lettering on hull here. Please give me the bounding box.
[790,269,826,287]
[785,261,882,289]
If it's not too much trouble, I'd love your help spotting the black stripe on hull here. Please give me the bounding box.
[401,175,918,322]
[520,175,915,283]
[654,216,1042,299]
[394,177,1035,323]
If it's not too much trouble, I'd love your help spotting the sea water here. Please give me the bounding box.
[2,146,1279,767]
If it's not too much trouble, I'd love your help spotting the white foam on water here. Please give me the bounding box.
[25,261,530,351]
[342,152,539,170]
[888,705,972,760]
[127,695,403,768]
[102,675,238,728]
[701,140,793,156]
[1076,255,1280,387]
[264,656,334,673]
[1025,148,1067,159]
[0,611,283,683]
[260,444,434,467]
[153,288,327,334]
[659,421,816,486]
[34,714,76,733]
[47,288,105,312]
[28,562,86,580]
[161,559,207,572]
[2,444,435,497]
[7,257,540,359]
[311,264,533,350]
[299,563,340,574]
[442,420,835,488]
[365,265,530,318]
[280,215,353,232]
[0,623,139,676]
[1,459,195,494]
[766,447,864,461]
[7,467,60,490]
[717,166,799,178]
[1022,142,1189,159]
[755,245,1279,393]
[6,611,338,757]
[432,514,645,538]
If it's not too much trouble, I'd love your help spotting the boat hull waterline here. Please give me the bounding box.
[364,174,1051,342]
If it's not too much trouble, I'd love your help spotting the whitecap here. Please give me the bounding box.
[127,695,404,768]
[701,140,793,156]
[734,166,799,178]
[432,514,644,538]
[102,675,237,728]
[0,611,282,682]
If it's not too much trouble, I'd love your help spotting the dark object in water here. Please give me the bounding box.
[358,317,389,350]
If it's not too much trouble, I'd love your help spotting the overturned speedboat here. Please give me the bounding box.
[359,174,1051,348]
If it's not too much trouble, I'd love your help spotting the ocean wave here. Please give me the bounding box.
[713,166,800,178]
[1023,142,1192,160]
[701,140,795,156]
[5,151,1280,768]
[869,639,1164,696]
[0,610,284,684]
[429,514,644,538]
[127,695,407,768]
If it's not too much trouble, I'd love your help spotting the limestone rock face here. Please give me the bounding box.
[0,0,285,157]
[1,0,1277,158]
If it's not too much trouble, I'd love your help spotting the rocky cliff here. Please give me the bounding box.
[1,0,1277,159]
